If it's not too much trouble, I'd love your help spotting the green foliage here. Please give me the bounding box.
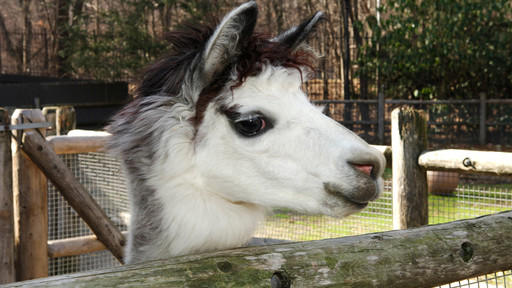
[60,0,229,81]
[360,0,512,99]
[63,0,173,81]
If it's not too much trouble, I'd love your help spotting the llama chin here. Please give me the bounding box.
[107,1,386,264]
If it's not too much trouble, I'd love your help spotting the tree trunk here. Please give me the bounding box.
[56,0,70,77]
[342,0,352,128]
[351,0,369,132]
[0,13,19,71]
[22,0,33,73]
[272,1,284,33]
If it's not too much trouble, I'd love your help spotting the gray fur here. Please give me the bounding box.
[107,96,182,263]
[272,11,325,50]
[107,2,262,264]
[107,2,326,264]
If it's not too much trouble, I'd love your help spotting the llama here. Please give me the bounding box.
[107,1,386,264]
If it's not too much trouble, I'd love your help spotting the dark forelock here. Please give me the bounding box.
[135,20,318,126]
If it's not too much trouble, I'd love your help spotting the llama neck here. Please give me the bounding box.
[152,174,265,258]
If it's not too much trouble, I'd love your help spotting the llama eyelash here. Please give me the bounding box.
[221,107,274,137]
[221,106,242,121]
[231,112,273,137]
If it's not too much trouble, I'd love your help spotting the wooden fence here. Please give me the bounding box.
[0,106,511,287]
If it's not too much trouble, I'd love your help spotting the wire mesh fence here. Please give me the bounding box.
[309,98,512,147]
[438,270,512,288]
[254,178,393,240]
[429,172,512,225]
[47,152,128,276]
[46,151,512,286]
[427,171,512,288]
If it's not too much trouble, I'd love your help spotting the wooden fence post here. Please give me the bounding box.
[0,108,15,284]
[41,107,56,136]
[42,106,76,136]
[479,93,487,146]
[21,131,125,263]
[11,109,48,281]
[392,107,428,229]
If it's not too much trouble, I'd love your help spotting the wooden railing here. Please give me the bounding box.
[5,211,512,287]
[1,106,511,286]
[0,108,125,284]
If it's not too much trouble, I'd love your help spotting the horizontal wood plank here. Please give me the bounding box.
[7,211,512,288]
[48,232,128,258]
[47,136,108,154]
[419,149,512,175]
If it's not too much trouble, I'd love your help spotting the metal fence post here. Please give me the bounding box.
[392,107,428,229]
[479,93,487,146]
[377,90,385,144]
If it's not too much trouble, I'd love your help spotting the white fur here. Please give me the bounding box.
[129,65,385,262]
[113,2,386,264]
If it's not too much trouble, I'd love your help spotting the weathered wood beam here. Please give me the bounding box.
[0,108,15,284]
[47,135,108,154]
[42,106,76,136]
[47,235,284,259]
[419,149,512,176]
[6,211,512,288]
[20,131,125,263]
[11,109,48,281]
[391,108,428,229]
[48,232,128,258]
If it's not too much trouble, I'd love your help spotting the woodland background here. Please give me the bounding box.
[0,0,511,101]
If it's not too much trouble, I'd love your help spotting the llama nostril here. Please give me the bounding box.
[352,164,374,177]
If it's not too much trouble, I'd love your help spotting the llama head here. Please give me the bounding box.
[190,2,385,217]
[110,1,386,228]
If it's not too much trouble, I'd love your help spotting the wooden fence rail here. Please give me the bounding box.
[20,131,125,262]
[419,149,512,176]
[5,210,512,288]
[47,135,107,154]
[48,232,129,258]
[2,106,512,286]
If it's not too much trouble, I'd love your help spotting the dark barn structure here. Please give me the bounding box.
[0,74,129,129]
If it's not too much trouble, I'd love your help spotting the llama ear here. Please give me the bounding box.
[197,1,258,90]
[272,11,325,51]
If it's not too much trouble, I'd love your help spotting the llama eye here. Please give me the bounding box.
[233,115,268,137]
